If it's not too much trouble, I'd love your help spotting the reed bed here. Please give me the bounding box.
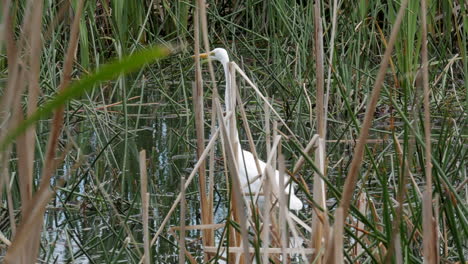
[0,0,466,263]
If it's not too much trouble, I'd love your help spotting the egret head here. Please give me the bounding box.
[199,48,230,65]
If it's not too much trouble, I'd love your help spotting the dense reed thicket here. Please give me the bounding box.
[0,0,466,263]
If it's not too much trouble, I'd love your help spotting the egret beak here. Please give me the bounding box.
[191,52,211,59]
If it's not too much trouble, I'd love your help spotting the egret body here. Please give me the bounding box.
[198,48,303,211]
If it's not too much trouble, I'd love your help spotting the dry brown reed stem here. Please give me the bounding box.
[39,0,83,191]
[278,155,288,263]
[324,0,340,130]
[324,208,344,264]
[1,0,27,211]
[197,0,217,94]
[4,180,60,263]
[420,0,437,262]
[179,176,186,264]
[261,167,272,264]
[16,0,43,211]
[2,1,77,262]
[16,2,83,260]
[146,129,220,254]
[139,150,150,264]
[192,3,210,251]
[192,79,210,245]
[215,99,250,264]
[314,0,325,138]
[328,1,408,261]
[195,0,218,251]
[0,1,19,123]
[226,63,246,263]
[338,0,408,220]
[312,1,328,259]
[5,170,16,237]
[311,137,327,260]
[144,193,151,263]
[433,196,440,262]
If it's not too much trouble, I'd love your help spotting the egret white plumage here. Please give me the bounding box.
[197,48,303,211]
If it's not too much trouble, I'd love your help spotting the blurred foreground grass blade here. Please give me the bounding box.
[0,45,171,151]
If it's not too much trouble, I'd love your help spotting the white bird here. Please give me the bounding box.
[198,48,303,211]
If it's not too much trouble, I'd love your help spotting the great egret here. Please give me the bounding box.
[197,48,303,211]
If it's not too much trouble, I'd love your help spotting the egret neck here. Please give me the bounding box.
[221,57,241,157]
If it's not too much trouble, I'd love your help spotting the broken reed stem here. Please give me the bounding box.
[139,150,150,264]
[338,0,408,220]
[179,176,186,264]
[420,0,437,262]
